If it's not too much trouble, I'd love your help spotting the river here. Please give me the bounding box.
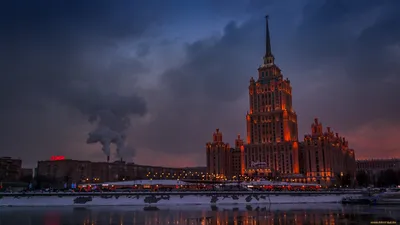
[0,204,398,224]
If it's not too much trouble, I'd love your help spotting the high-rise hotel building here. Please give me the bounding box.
[205,16,356,184]
[244,16,300,178]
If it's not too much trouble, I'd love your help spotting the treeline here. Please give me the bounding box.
[356,169,400,187]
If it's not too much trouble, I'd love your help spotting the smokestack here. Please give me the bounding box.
[86,110,137,167]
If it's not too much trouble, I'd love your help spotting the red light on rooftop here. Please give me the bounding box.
[51,156,65,161]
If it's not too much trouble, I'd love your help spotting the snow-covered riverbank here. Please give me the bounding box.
[0,192,361,206]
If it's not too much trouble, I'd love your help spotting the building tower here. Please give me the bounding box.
[206,129,231,180]
[244,16,300,179]
[231,134,245,178]
[300,118,356,185]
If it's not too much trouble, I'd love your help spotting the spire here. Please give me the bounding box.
[263,15,275,66]
[265,15,272,57]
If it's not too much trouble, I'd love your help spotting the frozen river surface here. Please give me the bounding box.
[0,204,399,225]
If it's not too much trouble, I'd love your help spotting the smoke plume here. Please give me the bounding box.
[86,126,124,158]
[84,96,146,161]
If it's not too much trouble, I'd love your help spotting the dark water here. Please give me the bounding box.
[0,204,399,225]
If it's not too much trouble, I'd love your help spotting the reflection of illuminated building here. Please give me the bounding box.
[300,118,356,185]
[132,209,340,225]
[0,209,340,225]
[44,212,60,225]
[9,206,393,225]
[243,16,300,179]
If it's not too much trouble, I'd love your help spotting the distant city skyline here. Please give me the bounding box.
[1,0,400,168]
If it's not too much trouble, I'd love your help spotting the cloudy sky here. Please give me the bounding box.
[1,0,399,168]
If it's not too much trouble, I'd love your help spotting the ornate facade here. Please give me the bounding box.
[231,135,245,178]
[206,129,245,179]
[299,118,356,185]
[205,16,356,184]
[244,16,300,178]
[206,129,231,179]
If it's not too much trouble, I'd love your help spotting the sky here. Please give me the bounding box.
[1,0,400,168]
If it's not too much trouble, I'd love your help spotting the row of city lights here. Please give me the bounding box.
[143,172,307,182]
[80,170,326,183]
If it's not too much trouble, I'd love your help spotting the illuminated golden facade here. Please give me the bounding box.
[244,16,300,177]
[299,118,356,185]
[22,206,347,225]
[231,134,245,178]
[206,129,231,179]
[206,129,245,179]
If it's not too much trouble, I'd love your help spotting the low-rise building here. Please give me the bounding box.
[357,158,400,173]
[0,157,22,182]
[36,157,206,184]
[20,168,33,179]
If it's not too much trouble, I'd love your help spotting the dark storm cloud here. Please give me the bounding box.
[348,9,400,81]
[0,0,175,39]
[133,0,400,162]
[0,0,272,165]
[285,0,400,159]
[0,0,161,162]
[0,0,169,113]
[162,22,256,102]
[3,0,398,165]
[246,0,276,11]
[293,0,396,67]
[289,0,400,131]
[135,43,151,58]
[133,19,266,157]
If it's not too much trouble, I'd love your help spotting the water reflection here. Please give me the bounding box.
[0,204,399,225]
